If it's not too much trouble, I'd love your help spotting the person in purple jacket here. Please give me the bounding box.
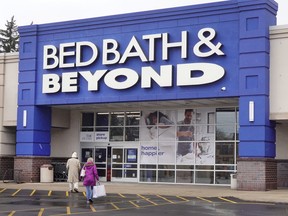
[82,157,99,204]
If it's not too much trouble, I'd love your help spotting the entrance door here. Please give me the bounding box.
[94,148,107,182]
[111,147,138,182]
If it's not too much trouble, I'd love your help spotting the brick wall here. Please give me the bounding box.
[277,160,288,187]
[0,156,14,180]
[14,156,52,182]
[237,158,277,191]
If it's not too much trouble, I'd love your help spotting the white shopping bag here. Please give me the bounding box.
[80,168,86,177]
[93,182,106,198]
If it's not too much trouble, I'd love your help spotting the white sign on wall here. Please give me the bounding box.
[95,131,109,142]
[80,132,94,142]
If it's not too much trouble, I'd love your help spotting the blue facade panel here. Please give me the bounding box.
[16,143,51,156]
[239,141,276,158]
[239,126,276,142]
[17,0,278,158]
[34,20,240,105]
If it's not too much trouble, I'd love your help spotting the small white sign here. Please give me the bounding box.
[80,132,94,142]
[95,132,109,142]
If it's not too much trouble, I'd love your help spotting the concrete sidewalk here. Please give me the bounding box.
[1,182,288,204]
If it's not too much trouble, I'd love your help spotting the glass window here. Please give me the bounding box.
[110,127,124,141]
[216,125,236,140]
[81,148,93,163]
[81,112,94,131]
[215,172,231,184]
[216,108,237,141]
[216,108,236,124]
[111,112,124,126]
[125,127,139,141]
[195,171,214,184]
[158,170,175,182]
[126,112,140,125]
[96,112,109,131]
[140,170,156,182]
[80,106,239,185]
[176,170,194,183]
[215,142,235,164]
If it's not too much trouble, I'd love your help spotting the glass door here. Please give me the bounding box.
[111,147,138,182]
[94,147,107,182]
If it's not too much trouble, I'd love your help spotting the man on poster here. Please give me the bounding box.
[177,109,195,157]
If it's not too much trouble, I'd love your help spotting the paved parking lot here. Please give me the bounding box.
[1,187,288,216]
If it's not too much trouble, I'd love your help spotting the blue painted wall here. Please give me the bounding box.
[17,0,277,157]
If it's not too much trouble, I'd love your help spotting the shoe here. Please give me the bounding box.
[74,188,79,193]
[86,200,90,204]
[89,199,93,203]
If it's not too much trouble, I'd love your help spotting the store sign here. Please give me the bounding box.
[42,28,225,94]
[95,132,109,142]
[80,131,109,142]
[80,132,94,142]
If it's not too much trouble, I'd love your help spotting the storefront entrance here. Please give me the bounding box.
[92,147,138,182]
[111,147,138,182]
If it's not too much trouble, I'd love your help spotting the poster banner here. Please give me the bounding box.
[140,142,158,164]
[139,108,216,165]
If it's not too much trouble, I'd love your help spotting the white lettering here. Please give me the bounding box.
[42,74,61,93]
[42,62,225,93]
[59,42,76,68]
[102,39,120,65]
[41,27,227,94]
[177,63,225,85]
[62,72,78,92]
[43,45,59,69]
[119,36,148,63]
[143,34,162,61]
[76,41,98,67]
[80,70,107,91]
[162,31,187,60]
[141,65,172,88]
[104,68,139,90]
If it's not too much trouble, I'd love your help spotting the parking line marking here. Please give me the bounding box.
[48,190,52,196]
[30,189,36,196]
[137,194,158,206]
[157,195,174,203]
[118,193,126,198]
[66,206,71,215]
[111,202,120,210]
[8,211,15,216]
[90,205,96,212]
[197,197,213,203]
[130,201,140,208]
[0,188,6,193]
[38,208,44,216]
[219,197,237,204]
[177,196,189,201]
[12,189,21,196]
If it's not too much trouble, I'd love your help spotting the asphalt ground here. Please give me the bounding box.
[1,182,288,203]
[1,182,288,215]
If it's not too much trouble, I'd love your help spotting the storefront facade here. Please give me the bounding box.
[0,0,283,190]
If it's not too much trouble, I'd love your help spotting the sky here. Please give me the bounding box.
[0,0,287,29]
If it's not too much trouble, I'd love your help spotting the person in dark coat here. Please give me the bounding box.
[82,157,99,204]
